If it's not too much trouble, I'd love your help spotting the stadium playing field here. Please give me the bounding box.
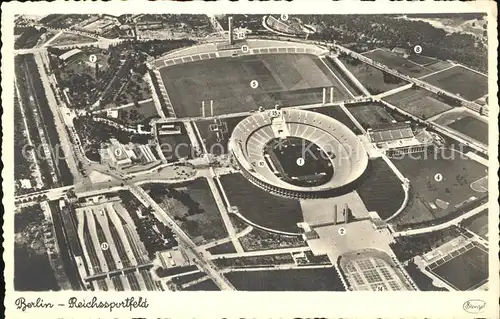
[392,148,488,221]
[421,66,488,101]
[363,49,433,77]
[383,88,455,120]
[427,245,488,290]
[220,173,303,233]
[264,137,334,187]
[159,54,351,118]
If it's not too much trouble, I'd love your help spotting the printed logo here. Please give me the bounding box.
[463,299,486,314]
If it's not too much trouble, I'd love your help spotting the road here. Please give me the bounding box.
[393,202,488,237]
[209,246,310,260]
[131,186,236,291]
[34,51,83,183]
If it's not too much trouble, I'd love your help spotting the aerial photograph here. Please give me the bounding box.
[13,12,490,292]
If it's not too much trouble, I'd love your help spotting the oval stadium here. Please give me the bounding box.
[229,108,369,199]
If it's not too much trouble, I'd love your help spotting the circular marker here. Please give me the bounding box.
[101,242,109,251]
[89,54,98,63]
[414,45,422,54]
[434,173,443,182]
[281,14,289,22]
[114,148,123,157]
[250,80,259,89]
[257,160,265,167]
[296,158,305,166]
[338,227,346,236]
[241,45,249,53]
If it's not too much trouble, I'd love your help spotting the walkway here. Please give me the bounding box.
[393,202,488,237]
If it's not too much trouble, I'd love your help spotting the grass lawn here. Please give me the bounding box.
[117,100,159,126]
[431,109,488,143]
[225,268,345,291]
[406,54,438,66]
[15,204,61,291]
[183,278,220,291]
[159,53,350,118]
[390,192,436,226]
[309,105,362,135]
[461,209,488,240]
[220,173,303,233]
[428,246,488,290]
[389,226,462,261]
[357,158,405,220]
[346,103,396,129]
[383,87,455,120]
[392,148,488,222]
[50,32,97,46]
[339,56,409,95]
[363,49,433,77]
[404,261,448,291]
[207,241,237,255]
[238,227,306,252]
[421,66,488,101]
[448,115,488,145]
[147,178,228,243]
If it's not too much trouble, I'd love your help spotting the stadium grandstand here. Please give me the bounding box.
[367,122,438,157]
[229,107,369,199]
[264,15,316,37]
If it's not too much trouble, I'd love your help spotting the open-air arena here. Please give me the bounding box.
[153,40,352,118]
[229,108,369,199]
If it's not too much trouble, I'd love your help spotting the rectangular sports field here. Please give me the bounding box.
[363,49,433,77]
[346,103,397,129]
[406,54,437,66]
[448,115,488,145]
[391,148,488,221]
[159,54,351,118]
[422,66,488,101]
[406,55,453,72]
[383,88,455,120]
[431,110,488,145]
[338,57,409,95]
[157,122,194,161]
[428,245,488,290]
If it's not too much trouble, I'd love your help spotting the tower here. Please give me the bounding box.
[228,16,234,45]
[344,203,349,224]
[333,204,338,225]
